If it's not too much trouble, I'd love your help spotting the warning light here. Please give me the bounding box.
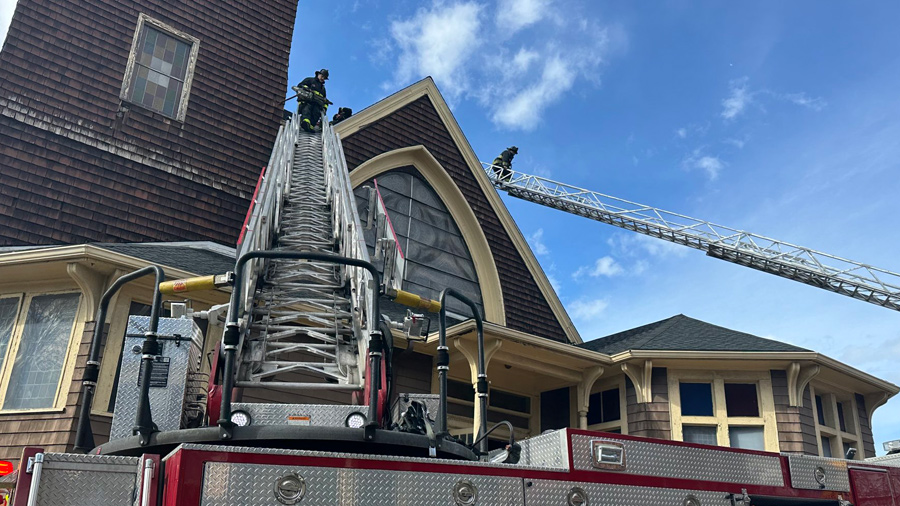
[0,460,13,476]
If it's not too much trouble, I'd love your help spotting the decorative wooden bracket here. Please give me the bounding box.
[67,262,106,322]
[787,362,820,407]
[621,359,653,404]
[576,365,605,429]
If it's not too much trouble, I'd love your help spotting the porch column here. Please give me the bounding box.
[576,366,605,429]
[454,335,503,437]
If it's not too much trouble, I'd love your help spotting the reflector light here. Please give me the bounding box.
[345,412,366,428]
[884,439,900,451]
[0,460,12,476]
[230,410,251,427]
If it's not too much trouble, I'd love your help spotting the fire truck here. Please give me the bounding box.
[6,105,900,505]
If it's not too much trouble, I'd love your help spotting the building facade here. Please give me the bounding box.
[0,0,297,246]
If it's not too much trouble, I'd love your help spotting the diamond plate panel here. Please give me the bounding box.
[571,433,784,487]
[35,454,140,506]
[177,443,568,473]
[865,454,900,468]
[516,429,569,469]
[525,480,730,506]
[110,316,203,440]
[231,402,369,427]
[785,454,850,492]
[201,462,525,505]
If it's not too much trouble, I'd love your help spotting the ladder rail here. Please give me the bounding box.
[484,164,900,311]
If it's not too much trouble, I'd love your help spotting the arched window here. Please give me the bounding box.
[355,167,483,325]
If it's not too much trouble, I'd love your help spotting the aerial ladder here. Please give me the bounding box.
[483,164,900,312]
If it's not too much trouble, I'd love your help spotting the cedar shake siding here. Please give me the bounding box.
[0,0,297,246]
[341,95,568,342]
[771,369,818,455]
[856,393,877,458]
[625,367,670,439]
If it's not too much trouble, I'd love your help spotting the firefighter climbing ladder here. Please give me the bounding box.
[484,164,900,312]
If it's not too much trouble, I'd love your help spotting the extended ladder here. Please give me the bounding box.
[234,116,376,397]
[484,164,900,312]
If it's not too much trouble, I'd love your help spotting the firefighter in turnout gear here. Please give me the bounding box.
[293,69,330,132]
[492,146,517,182]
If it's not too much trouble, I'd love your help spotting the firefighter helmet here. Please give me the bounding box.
[316,68,330,79]
[509,146,518,153]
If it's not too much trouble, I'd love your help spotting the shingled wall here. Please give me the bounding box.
[340,95,569,342]
[0,0,297,246]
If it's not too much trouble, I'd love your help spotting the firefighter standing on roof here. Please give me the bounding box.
[293,69,329,132]
[492,146,517,181]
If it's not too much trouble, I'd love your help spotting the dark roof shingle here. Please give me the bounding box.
[578,314,810,354]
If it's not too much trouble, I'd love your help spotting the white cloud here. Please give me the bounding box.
[676,127,687,139]
[608,233,688,259]
[721,76,751,120]
[388,2,484,100]
[382,1,618,131]
[569,298,610,319]
[574,256,624,278]
[546,272,562,294]
[781,92,826,111]
[724,137,747,149]
[1,0,18,49]
[682,148,725,180]
[496,0,552,35]
[527,228,549,256]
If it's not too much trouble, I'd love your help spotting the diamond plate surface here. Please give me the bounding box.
[785,454,850,491]
[231,402,369,427]
[201,462,525,505]
[516,429,569,469]
[525,480,729,506]
[110,316,203,440]
[571,433,784,487]
[35,454,140,506]
[865,454,900,468]
[177,443,567,473]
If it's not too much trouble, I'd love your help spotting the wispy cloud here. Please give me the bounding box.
[527,228,549,256]
[381,0,621,130]
[574,256,624,278]
[682,148,725,180]
[723,136,748,149]
[569,297,610,319]
[676,127,687,139]
[496,0,552,35]
[608,233,688,259]
[720,77,826,121]
[388,2,485,101]
[781,92,827,111]
[721,77,752,120]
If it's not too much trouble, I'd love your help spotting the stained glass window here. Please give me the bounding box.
[123,16,198,120]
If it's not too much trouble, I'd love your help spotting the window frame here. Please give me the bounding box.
[586,376,628,434]
[440,376,537,442]
[809,382,863,460]
[668,370,778,452]
[0,290,83,413]
[120,13,200,122]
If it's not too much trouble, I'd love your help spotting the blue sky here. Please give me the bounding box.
[2,0,898,452]
[283,0,900,451]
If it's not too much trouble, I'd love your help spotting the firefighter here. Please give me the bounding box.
[292,68,330,132]
[491,146,517,182]
[332,107,352,125]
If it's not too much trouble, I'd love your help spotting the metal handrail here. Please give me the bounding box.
[484,163,900,312]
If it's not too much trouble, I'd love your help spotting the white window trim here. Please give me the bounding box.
[0,290,84,413]
[668,370,779,452]
[120,13,200,122]
[809,382,863,459]
[586,376,628,434]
